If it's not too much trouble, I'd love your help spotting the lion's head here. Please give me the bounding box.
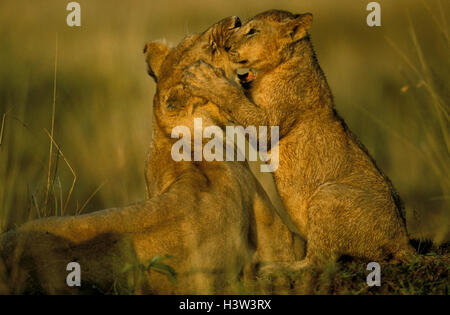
[144,16,242,134]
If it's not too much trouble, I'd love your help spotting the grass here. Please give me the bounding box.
[0,0,448,294]
[244,244,449,295]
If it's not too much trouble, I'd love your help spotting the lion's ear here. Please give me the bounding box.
[283,13,312,42]
[143,42,171,82]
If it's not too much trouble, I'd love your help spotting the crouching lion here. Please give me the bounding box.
[0,15,302,294]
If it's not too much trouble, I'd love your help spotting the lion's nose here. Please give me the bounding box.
[231,16,241,28]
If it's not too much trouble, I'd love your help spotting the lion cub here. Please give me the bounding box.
[182,10,415,268]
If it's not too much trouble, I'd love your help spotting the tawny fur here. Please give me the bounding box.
[182,10,415,271]
[0,16,302,294]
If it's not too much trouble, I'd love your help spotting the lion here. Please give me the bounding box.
[142,14,304,287]
[181,10,416,270]
[0,15,302,294]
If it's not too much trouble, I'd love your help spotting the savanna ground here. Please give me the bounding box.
[0,0,448,294]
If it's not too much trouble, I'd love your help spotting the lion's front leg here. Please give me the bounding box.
[181,59,242,108]
[182,60,272,128]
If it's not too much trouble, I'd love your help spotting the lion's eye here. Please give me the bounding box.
[246,28,257,36]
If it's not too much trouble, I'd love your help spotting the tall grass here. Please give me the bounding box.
[383,5,449,243]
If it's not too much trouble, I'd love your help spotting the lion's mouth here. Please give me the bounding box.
[236,68,257,89]
[237,68,257,84]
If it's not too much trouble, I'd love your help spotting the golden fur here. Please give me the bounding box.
[182,10,415,271]
[0,16,302,294]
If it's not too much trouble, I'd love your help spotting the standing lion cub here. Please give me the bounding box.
[182,10,415,268]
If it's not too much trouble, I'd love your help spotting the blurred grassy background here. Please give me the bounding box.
[0,0,448,243]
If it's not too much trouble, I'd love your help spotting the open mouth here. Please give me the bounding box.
[236,67,257,86]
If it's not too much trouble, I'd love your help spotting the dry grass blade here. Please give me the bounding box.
[385,36,420,77]
[44,128,76,216]
[44,34,58,214]
[421,0,449,43]
[57,177,63,216]
[386,23,450,155]
[0,112,6,148]
[408,18,450,119]
[31,193,41,219]
[349,103,443,177]
[77,182,106,215]
[437,0,449,43]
